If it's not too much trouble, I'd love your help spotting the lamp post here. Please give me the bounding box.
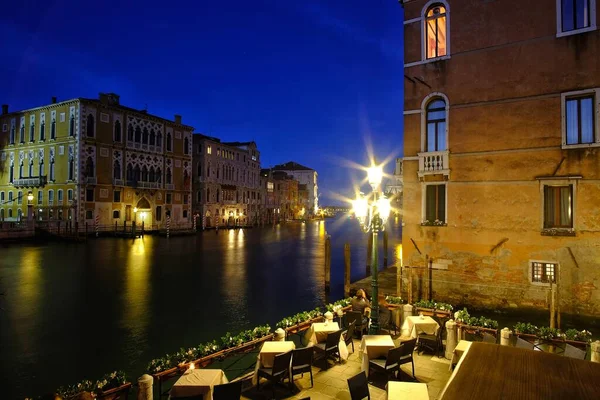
[27,191,34,222]
[352,163,391,334]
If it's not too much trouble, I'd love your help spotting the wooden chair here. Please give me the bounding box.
[368,346,403,381]
[397,338,417,379]
[344,320,356,353]
[257,350,293,397]
[213,380,242,400]
[564,343,586,360]
[314,329,343,370]
[347,371,370,400]
[291,347,314,387]
[417,318,445,357]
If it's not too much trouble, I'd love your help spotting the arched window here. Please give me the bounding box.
[156,168,162,183]
[157,132,163,148]
[184,137,189,154]
[9,163,14,183]
[149,167,155,182]
[426,98,447,152]
[425,3,448,59]
[68,157,74,180]
[142,128,149,144]
[141,166,148,182]
[126,163,133,181]
[134,165,141,182]
[10,125,15,144]
[149,130,156,146]
[166,168,172,184]
[114,120,122,142]
[50,158,55,181]
[40,122,45,141]
[29,159,33,177]
[166,133,172,151]
[19,161,24,178]
[39,159,44,177]
[135,126,141,142]
[87,114,95,137]
[50,119,56,139]
[113,160,121,180]
[20,125,25,143]
[85,157,94,178]
[128,125,134,141]
[30,122,35,142]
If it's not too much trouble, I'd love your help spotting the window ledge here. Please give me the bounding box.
[556,26,597,38]
[561,142,600,150]
[405,55,451,68]
[421,221,447,227]
[541,228,576,237]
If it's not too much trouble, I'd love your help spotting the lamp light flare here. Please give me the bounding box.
[377,196,391,221]
[367,165,383,189]
[353,195,368,220]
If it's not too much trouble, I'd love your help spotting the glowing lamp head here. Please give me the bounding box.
[377,196,391,222]
[353,194,368,220]
[367,165,383,189]
[27,192,33,202]
[133,207,138,213]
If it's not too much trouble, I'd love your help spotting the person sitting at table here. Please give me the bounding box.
[352,289,371,326]
[377,294,393,331]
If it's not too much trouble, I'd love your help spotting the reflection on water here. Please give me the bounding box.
[0,216,402,399]
[123,238,152,347]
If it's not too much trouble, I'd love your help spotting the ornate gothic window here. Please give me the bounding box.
[114,160,121,180]
[149,130,156,146]
[141,166,148,182]
[142,128,149,144]
[134,165,141,182]
[114,120,122,142]
[69,115,75,137]
[135,126,141,143]
[87,114,95,137]
[128,125,134,141]
[156,167,162,183]
[166,133,172,151]
[85,156,94,178]
[166,168,172,184]
[127,163,134,181]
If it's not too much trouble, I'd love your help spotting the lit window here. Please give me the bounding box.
[207,145,212,154]
[424,184,446,224]
[426,4,447,59]
[531,262,557,284]
[544,185,573,229]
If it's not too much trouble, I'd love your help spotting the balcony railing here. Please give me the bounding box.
[137,181,161,189]
[418,150,450,178]
[113,179,124,186]
[12,176,47,188]
[86,177,97,185]
[165,184,175,190]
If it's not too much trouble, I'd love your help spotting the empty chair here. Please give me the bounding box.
[314,329,343,370]
[344,320,356,353]
[515,337,534,350]
[213,380,243,400]
[397,338,417,379]
[291,346,314,387]
[257,350,293,398]
[346,311,367,337]
[347,371,370,400]
[417,318,445,357]
[482,332,497,344]
[368,345,404,381]
[564,344,587,360]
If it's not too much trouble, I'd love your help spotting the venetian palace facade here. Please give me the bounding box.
[401,0,600,314]
[192,134,261,226]
[0,93,193,229]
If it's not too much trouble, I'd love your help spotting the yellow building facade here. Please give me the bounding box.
[0,93,193,230]
[401,0,600,315]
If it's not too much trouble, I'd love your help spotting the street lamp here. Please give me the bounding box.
[352,163,391,334]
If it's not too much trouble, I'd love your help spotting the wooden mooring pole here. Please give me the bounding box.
[550,283,557,329]
[324,235,331,292]
[344,243,351,297]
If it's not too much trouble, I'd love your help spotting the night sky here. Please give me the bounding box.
[0,0,404,205]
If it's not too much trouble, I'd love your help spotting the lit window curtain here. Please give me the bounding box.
[580,97,594,143]
[437,14,447,56]
[566,99,579,144]
[544,186,556,227]
[427,19,437,59]
[560,186,572,227]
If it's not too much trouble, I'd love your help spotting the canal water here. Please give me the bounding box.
[0,215,403,399]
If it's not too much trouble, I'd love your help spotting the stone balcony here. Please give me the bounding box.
[418,150,450,179]
[12,176,47,188]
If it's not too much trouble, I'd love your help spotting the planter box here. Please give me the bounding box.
[285,316,324,335]
[514,332,588,349]
[456,322,498,335]
[414,307,452,318]
[97,383,132,400]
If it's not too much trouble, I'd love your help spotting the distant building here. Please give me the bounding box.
[401,0,600,315]
[191,134,261,226]
[272,161,318,215]
[385,158,403,213]
[0,93,192,228]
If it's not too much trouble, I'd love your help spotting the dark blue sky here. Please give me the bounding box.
[0,0,404,205]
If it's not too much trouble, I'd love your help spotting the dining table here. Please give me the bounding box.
[359,334,395,377]
[252,340,296,385]
[169,368,228,400]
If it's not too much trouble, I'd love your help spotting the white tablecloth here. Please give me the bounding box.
[169,369,228,399]
[387,381,429,400]
[401,315,439,339]
[305,322,349,361]
[252,341,295,385]
[359,335,395,377]
[449,340,472,370]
